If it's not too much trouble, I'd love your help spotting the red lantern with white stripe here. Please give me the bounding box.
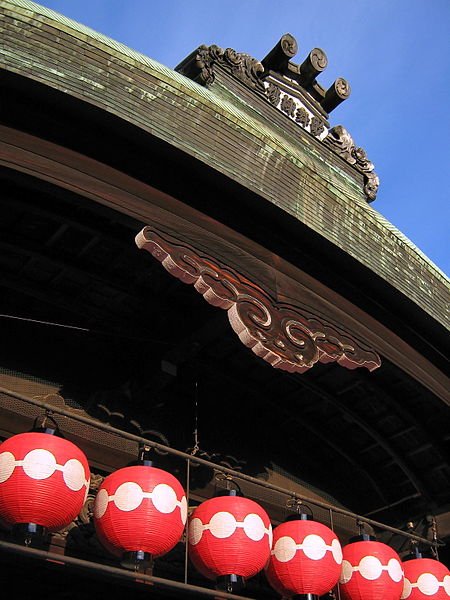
[188,489,272,592]
[339,534,404,600]
[0,430,90,544]
[265,513,343,599]
[93,450,187,570]
[401,555,450,599]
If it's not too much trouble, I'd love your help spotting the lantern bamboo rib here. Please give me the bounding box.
[0,539,254,599]
[0,386,442,548]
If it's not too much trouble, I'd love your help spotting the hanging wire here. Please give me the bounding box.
[0,313,170,344]
[184,458,191,585]
[329,508,342,600]
[0,313,90,331]
[406,520,420,558]
[429,516,440,561]
[190,380,200,456]
[185,379,199,583]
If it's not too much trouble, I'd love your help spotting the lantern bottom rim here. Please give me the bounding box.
[216,574,245,592]
[12,522,47,547]
[121,550,153,571]
[293,595,319,600]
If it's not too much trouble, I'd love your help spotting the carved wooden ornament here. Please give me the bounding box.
[136,227,381,373]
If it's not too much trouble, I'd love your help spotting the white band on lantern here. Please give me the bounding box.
[340,556,403,584]
[401,573,450,598]
[188,511,272,545]
[94,481,187,524]
[0,449,89,492]
[271,534,342,564]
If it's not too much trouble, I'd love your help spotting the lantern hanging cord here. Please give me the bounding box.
[191,380,200,456]
[429,516,440,561]
[357,519,366,536]
[287,497,314,518]
[33,409,59,433]
[406,521,419,556]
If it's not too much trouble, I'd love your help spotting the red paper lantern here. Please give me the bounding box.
[0,431,90,541]
[188,490,272,591]
[401,557,450,599]
[93,463,187,568]
[339,536,404,600]
[265,514,343,598]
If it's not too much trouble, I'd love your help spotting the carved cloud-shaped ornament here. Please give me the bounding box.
[136,227,381,374]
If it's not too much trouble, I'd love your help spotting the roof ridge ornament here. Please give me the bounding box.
[324,125,380,202]
[176,33,379,202]
[178,43,265,91]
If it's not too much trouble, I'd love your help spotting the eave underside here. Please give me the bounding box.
[0,164,449,539]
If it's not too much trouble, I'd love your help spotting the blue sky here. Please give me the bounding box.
[35,0,450,276]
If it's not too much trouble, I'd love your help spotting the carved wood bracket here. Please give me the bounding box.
[136,227,381,373]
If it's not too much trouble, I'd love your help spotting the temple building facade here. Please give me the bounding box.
[0,1,449,598]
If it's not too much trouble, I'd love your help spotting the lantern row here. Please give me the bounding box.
[0,432,449,600]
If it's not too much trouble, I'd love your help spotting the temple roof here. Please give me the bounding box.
[1,0,448,336]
